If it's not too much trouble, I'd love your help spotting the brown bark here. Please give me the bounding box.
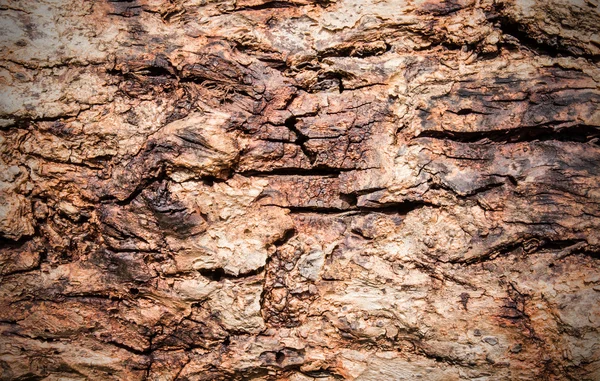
[1,0,600,380]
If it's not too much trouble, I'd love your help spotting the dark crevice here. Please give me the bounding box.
[104,339,151,356]
[196,174,229,187]
[284,116,317,164]
[273,228,296,247]
[354,201,437,214]
[459,182,505,197]
[198,268,226,282]
[108,60,181,82]
[0,235,34,251]
[542,239,586,251]
[133,66,175,78]
[249,136,296,144]
[448,108,491,116]
[178,76,207,86]
[339,193,358,207]
[198,265,265,281]
[457,242,523,266]
[416,124,600,144]
[544,240,599,260]
[282,200,436,215]
[59,293,124,302]
[490,7,599,62]
[275,351,285,363]
[229,0,333,12]
[0,319,21,325]
[505,174,518,186]
[578,248,600,260]
[232,1,300,11]
[284,206,356,214]
[115,167,168,206]
[238,166,354,178]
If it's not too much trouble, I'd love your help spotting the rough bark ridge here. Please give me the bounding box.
[1,0,600,380]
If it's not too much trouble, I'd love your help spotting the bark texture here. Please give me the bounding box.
[1,0,600,380]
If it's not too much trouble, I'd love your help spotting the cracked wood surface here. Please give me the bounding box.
[1,0,600,380]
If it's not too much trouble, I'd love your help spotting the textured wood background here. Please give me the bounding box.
[1,0,599,379]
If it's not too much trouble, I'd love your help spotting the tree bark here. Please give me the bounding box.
[1,0,600,380]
